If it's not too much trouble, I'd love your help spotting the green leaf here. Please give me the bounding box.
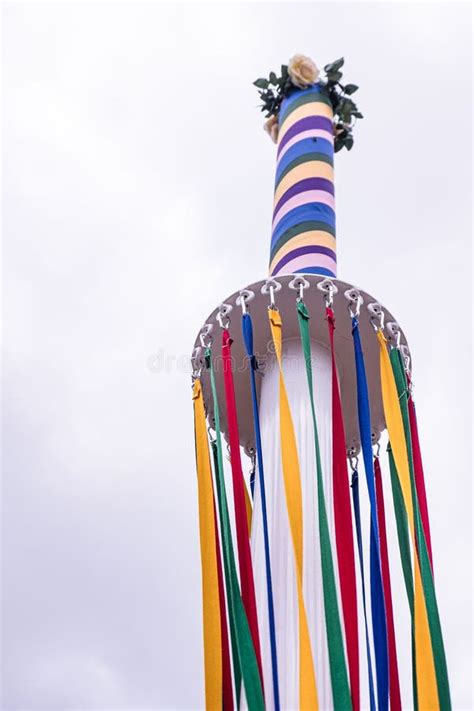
[344,83,359,95]
[327,70,343,83]
[253,78,269,89]
[324,57,344,73]
[334,136,344,153]
[345,135,354,151]
[269,71,277,85]
[353,111,364,119]
[281,64,288,79]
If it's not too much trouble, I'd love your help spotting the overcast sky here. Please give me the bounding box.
[2,2,472,710]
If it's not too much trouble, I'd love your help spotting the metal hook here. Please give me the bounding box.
[236,289,255,315]
[191,346,204,379]
[400,344,411,375]
[289,274,310,302]
[349,454,359,472]
[199,323,214,348]
[317,278,338,307]
[347,444,359,472]
[344,288,363,318]
[216,303,233,329]
[371,431,381,458]
[367,302,385,331]
[261,278,282,310]
[386,322,401,348]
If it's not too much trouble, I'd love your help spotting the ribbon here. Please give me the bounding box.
[407,383,434,572]
[351,317,389,710]
[350,468,376,711]
[242,312,281,711]
[374,455,402,711]
[377,330,445,710]
[192,379,222,709]
[268,307,319,711]
[297,300,351,709]
[206,349,265,710]
[326,307,359,711]
[222,329,264,688]
[387,444,418,709]
[390,348,451,710]
[210,438,242,705]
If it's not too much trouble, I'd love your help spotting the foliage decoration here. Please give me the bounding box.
[254,55,363,152]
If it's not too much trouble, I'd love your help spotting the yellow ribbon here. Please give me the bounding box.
[244,481,253,534]
[192,379,222,709]
[268,308,319,710]
[377,331,439,710]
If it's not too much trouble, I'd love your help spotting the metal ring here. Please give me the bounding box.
[191,346,204,378]
[344,288,363,318]
[386,321,401,348]
[199,323,214,348]
[400,344,411,375]
[367,302,385,331]
[371,430,381,458]
[261,278,282,310]
[289,274,310,302]
[216,303,233,329]
[317,278,338,306]
[236,289,255,315]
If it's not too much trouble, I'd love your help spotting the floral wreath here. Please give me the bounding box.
[254,54,363,152]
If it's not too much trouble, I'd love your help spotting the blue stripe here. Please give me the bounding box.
[352,317,389,711]
[292,265,336,277]
[279,85,323,117]
[272,204,335,247]
[242,313,280,711]
[275,138,333,183]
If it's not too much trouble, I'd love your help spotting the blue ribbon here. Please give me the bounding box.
[352,316,389,710]
[351,469,377,711]
[242,312,280,711]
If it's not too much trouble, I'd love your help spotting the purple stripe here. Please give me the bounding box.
[273,178,334,219]
[272,245,336,275]
[278,116,334,156]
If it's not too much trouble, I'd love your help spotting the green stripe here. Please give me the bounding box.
[207,349,265,711]
[390,349,451,711]
[275,153,333,190]
[388,445,414,610]
[297,300,351,709]
[279,91,332,125]
[210,439,242,703]
[271,220,336,263]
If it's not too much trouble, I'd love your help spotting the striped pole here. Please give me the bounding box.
[270,85,336,278]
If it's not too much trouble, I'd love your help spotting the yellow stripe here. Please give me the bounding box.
[278,101,333,143]
[244,480,253,533]
[270,232,336,274]
[377,332,439,711]
[274,161,334,205]
[193,379,222,710]
[268,309,319,710]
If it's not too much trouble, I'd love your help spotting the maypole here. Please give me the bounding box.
[191,54,451,710]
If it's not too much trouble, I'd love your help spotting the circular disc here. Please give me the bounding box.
[191,275,409,454]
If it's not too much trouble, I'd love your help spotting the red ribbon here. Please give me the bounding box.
[326,307,360,711]
[407,388,434,573]
[374,456,402,711]
[222,329,264,688]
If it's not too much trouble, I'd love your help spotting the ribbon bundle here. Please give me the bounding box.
[192,286,450,711]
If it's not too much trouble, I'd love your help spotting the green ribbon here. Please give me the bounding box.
[206,348,265,711]
[296,300,351,709]
[390,349,451,710]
